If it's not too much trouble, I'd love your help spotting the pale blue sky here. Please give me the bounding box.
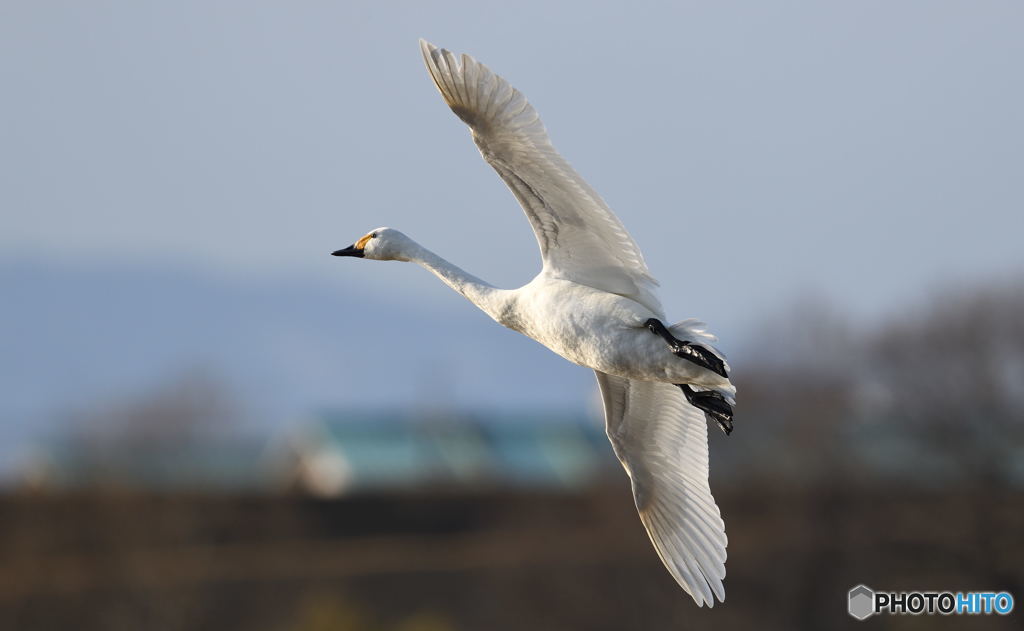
[3,1,1023,333]
[1,2,1023,454]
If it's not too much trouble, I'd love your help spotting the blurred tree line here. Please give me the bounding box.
[726,278,1024,487]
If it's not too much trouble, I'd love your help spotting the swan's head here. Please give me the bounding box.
[331,227,414,261]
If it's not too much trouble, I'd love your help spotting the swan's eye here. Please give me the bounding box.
[355,232,375,249]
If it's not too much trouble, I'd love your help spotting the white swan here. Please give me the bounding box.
[332,40,737,607]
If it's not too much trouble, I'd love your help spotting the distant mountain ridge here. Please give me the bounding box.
[0,258,593,472]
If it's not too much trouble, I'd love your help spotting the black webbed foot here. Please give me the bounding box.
[645,318,728,378]
[679,384,734,435]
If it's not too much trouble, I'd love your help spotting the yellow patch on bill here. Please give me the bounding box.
[355,233,374,250]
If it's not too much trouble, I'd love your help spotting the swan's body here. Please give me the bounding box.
[499,276,728,387]
[333,40,736,607]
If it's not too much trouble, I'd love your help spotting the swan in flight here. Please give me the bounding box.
[333,40,736,606]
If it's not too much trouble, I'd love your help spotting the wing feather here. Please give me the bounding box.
[595,371,727,606]
[420,40,663,316]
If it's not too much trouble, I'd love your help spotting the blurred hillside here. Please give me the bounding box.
[0,259,596,474]
[7,260,1023,488]
[11,271,1022,491]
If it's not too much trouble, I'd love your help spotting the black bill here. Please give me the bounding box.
[331,244,364,258]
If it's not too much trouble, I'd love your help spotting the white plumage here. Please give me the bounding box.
[418,39,662,316]
[333,40,736,607]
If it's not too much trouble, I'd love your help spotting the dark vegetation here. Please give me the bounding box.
[2,486,1020,631]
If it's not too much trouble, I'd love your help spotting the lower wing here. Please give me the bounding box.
[595,371,728,606]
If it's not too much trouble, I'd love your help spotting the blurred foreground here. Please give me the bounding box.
[2,483,1021,631]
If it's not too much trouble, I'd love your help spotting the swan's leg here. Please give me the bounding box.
[679,384,734,435]
[645,318,728,378]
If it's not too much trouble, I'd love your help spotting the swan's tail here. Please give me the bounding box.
[670,318,736,404]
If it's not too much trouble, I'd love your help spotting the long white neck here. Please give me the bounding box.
[405,242,514,324]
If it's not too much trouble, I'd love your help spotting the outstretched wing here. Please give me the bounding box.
[595,371,727,606]
[420,40,663,316]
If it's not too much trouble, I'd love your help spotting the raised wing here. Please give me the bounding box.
[595,371,727,606]
[420,40,663,316]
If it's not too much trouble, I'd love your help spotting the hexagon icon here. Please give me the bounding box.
[848,585,875,620]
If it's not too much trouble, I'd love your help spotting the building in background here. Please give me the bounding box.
[277,410,614,496]
[17,410,616,494]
